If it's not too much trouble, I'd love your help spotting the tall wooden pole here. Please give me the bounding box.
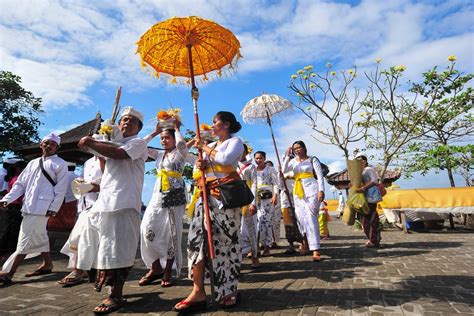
[187,45,215,259]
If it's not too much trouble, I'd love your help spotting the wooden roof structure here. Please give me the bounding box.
[13,113,102,164]
[13,113,162,165]
[327,166,402,190]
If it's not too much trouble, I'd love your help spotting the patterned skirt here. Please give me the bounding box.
[187,196,242,302]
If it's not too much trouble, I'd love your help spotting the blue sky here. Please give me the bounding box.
[1,0,473,202]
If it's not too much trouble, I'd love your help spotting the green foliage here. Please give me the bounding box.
[401,60,473,186]
[0,71,43,154]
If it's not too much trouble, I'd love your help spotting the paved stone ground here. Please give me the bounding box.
[0,217,473,315]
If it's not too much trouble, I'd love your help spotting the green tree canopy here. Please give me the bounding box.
[0,71,43,155]
[402,59,474,186]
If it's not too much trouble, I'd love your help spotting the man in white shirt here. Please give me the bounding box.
[0,133,68,285]
[59,157,103,287]
[77,107,148,314]
[0,163,7,195]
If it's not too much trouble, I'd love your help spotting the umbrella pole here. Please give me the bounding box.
[266,111,294,209]
[187,45,216,303]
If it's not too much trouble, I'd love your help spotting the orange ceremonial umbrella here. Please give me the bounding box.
[136,16,241,264]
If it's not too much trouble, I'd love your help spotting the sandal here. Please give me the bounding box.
[161,278,173,287]
[0,275,12,286]
[58,270,86,287]
[25,268,52,277]
[93,296,125,314]
[219,292,241,309]
[138,271,164,286]
[312,250,321,262]
[172,299,207,314]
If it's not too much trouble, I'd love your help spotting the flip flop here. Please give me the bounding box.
[172,299,207,314]
[138,272,164,286]
[0,275,12,286]
[25,269,52,277]
[161,279,173,288]
[58,271,87,286]
[219,292,241,309]
[93,296,125,314]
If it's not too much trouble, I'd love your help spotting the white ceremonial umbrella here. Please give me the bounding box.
[241,93,294,205]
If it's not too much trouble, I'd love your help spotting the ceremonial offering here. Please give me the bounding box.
[97,120,123,142]
[71,178,95,199]
[199,123,212,140]
[157,108,181,129]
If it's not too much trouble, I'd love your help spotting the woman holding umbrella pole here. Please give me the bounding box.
[283,141,325,261]
[173,111,244,313]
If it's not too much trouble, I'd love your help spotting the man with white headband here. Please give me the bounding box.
[0,133,68,285]
[77,106,148,314]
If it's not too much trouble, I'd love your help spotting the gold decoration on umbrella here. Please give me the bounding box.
[136,16,241,289]
[136,16,241,84]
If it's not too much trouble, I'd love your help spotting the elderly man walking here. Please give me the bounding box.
[77,107,148,314]
[0,133,68,285]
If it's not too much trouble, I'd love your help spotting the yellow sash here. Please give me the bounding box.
[157,169,182,192]
[186,164,236,218]
[241,179,253,216]
[293,172,313,199]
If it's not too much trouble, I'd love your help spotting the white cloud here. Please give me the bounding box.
[1,0,472,109]
[1,49,102,108]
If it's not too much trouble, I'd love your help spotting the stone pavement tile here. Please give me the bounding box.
[422,303,459,314]
[400,302,424,315]
[368,305,403,315]
[451,302,474,313]
[1,218,474,315]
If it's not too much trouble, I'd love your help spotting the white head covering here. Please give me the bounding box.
[4,158,23,164]
[42,133,61,145]
[355,152,367,160]
[120,106,144,124]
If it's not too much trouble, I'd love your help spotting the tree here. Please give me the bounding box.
[360,61,450,183]
[402,58,474,186]
[288,64,368,161]
[0,71,43,155]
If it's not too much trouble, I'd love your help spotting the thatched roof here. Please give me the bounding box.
[327,166,401,190]
[13,113,102,164]
[13,113,161,164]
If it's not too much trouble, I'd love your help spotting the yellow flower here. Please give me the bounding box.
[304,65,313,70]
[291,74,298,79]
[395,65,406,72]
[375,58,382,63]
[304,75,308,80]
[99,125,113,135]
[348,69,355,75]
[311,73,316,77]
[330,71,336,76]
[246,144,253,154]
[297,69,304,75]
[297,92,303,97]
[447,55,457,62]
[310,83,316,89]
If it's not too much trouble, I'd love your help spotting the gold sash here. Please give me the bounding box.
[157,169,182,192]
[293,172,313,199]
[186,164,236,218]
